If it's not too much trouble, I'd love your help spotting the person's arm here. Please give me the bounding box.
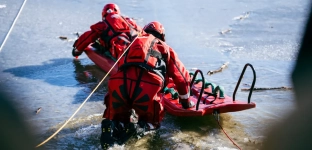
[167,47,190,99]
[166,46,195,109]
[73,22,107,55]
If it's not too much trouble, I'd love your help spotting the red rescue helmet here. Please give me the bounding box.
[143,21,166,42]
[102,3,120,18]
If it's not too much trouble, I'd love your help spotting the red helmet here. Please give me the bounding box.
[143,21,166,41]
[102,3,120,18]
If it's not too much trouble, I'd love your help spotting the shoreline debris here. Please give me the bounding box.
[233,11,250,20]
[207,62,229,75]
[59,36,68,40]
[59,32,80,41]
[220,29,231,35]
[241,86,293,91]
[74,32,80,37]
[35,107,42,114]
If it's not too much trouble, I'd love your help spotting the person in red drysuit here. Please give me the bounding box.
[71,3,144,149]
[100,21,195,148]
[72,3,142,59]
[143,21,194,109]
[72,4,194,147]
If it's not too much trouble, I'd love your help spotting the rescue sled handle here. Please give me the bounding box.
[233,63,256,103]
[190,69,205,110]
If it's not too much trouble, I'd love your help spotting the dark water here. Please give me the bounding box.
[0,0,309,149]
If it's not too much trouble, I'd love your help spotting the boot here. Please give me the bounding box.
[100,119,115,149]
[137,121,158,136]
[116,109,139,144]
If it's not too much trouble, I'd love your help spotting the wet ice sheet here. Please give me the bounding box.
[0,0,310,149]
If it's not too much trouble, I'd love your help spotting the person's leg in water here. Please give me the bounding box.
[114,67,165,144]
[101,67,165,146]
[100,119,115,149]
[101,73,132,149]
[126,68,165,132]
[101,69,141,148]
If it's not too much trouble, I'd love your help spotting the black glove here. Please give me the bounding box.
[72,39,82,57]
[180,98,195,109]
[72,48,82,57]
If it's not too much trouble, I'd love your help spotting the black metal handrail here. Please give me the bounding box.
[232,63,256,103]
[190,69,205,110]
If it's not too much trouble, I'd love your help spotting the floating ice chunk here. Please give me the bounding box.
[244,137,250,143]
[189,68,198,71]
[0,5,6,9]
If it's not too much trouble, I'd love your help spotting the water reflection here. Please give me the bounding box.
[3,58,109,104]
[71,59,109,104]
[3,58,75,87]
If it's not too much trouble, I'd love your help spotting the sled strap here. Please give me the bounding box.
[129,68,144,105]
[144,39,161,63]
[123,68,131,103]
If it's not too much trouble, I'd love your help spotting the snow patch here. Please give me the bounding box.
[0,4,6,8]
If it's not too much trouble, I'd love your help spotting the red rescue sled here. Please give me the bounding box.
[163,68,256,116]
[83,45,256,116]
[84,46,118,75]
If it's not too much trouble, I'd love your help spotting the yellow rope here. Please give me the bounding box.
[35,35,139,148]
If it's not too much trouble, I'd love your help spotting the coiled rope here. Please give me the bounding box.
[0,0,28,52]
[35,35,140,148]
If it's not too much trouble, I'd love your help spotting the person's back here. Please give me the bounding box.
[100,33,169,149]
[100,21,196,148]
